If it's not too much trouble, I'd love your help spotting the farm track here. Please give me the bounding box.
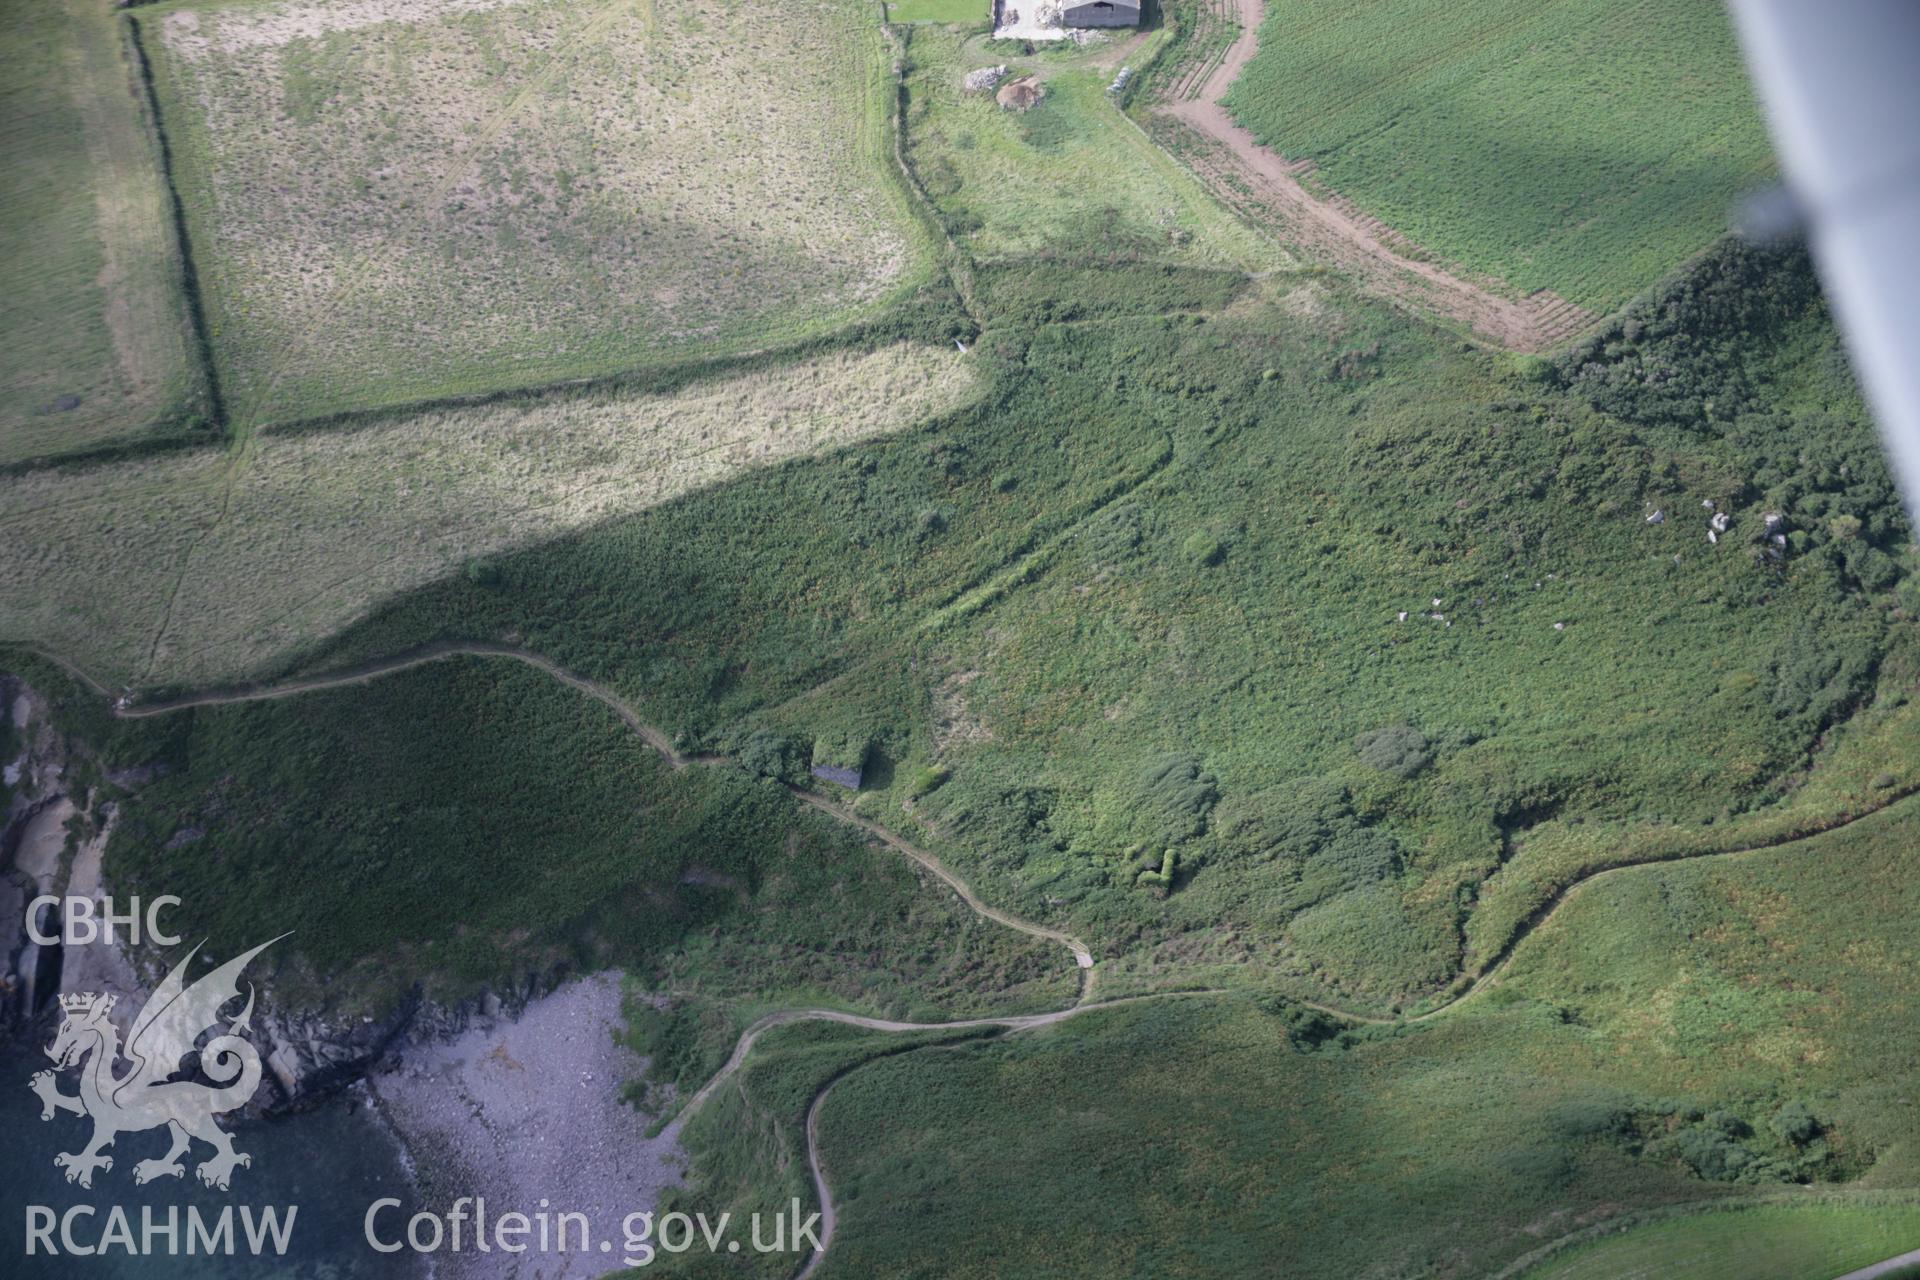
[22,636,1920,1274]
[30,637,1919,1026]
[1164,0,1235,103]
[1148,0,1593,351]
[1834,1246,1920,1280]
[669,990,1218,1280]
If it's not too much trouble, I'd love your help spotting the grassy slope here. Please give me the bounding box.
[35,653,1077,1030]
[137,0,939,426]
[0,0,205,464]
[1520,1202,1920,1280]
[13,2,1880,1017]
[1222,0,1776,312]
[1497,799,1920,1190]
[286,240,1913,1010]
[887,0,984,22]
[791,801,1920,1279]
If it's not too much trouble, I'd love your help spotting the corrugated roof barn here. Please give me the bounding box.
[1062,0,1141,27]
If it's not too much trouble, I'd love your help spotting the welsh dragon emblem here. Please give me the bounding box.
[29,936,283,1190]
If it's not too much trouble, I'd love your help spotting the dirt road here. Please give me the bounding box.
[667,992,1216,1280]
[39,640,1094,973]
[1835,1248,1920,1280]
[793,790,1095,973]
[1153,0,1592,351]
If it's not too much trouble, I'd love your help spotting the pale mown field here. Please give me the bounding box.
[0,345,977,687]
[0,0,206,465]
[141,0,935,426]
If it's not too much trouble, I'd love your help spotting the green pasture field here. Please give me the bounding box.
[903,25,1288,272]
[887,0,983,23]
[1521,1195,1920,1279]
[1222,0,1777,312]
[0,0,206,465]
[134,0,939,426]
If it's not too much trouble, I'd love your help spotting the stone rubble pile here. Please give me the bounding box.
[965,64,1009,92]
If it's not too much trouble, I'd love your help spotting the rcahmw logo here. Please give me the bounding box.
[26,1204,296,1259]
[20,931,300,1259]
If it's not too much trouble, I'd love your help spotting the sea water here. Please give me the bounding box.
[0,1060,425,1278]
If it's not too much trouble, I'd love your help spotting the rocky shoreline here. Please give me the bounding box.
[3,674,684,1275]
[368,971,685,1279]
[0,672,522,1113]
